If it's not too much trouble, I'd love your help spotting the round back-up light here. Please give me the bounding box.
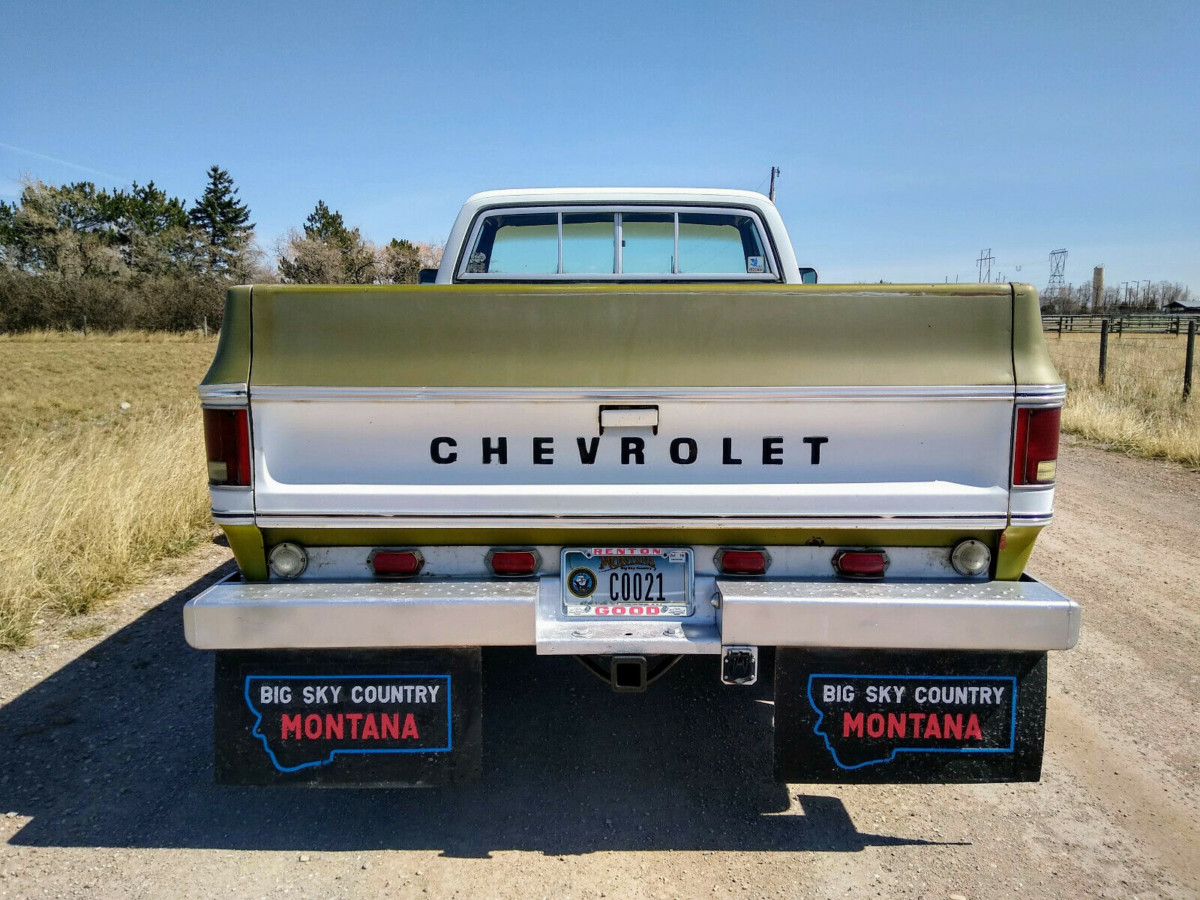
[715,548,771,576]
[268,542,308,579]
[370,549,424,578]
[488,549,541,577]
[832,549,889,579]
[950,539,992,577]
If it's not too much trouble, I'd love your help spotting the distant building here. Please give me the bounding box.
[1164,298,1200,311]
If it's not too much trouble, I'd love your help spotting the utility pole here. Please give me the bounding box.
[768,166,781,203]
[977,249,994,283]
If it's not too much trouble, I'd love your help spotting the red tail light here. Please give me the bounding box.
[370,549,424,578]
[832,549,889,579]
[1012,407,1061,485]
[488,549,540,577]
[203,408,251,486]
[715,548,770,576]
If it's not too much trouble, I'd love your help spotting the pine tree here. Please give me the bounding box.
[380,238,422,284]
[110,181,192,274]
[189,166,253,277]
[278,200,376,284]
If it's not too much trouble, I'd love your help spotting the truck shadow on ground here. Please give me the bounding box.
[0,562,958,858]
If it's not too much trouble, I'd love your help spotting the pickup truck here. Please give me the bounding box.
[186,188,1079,786]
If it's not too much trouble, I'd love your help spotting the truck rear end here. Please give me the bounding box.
[188,280,1077,786]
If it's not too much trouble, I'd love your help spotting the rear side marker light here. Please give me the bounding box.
[370,549,424,578]
[268,542,308,579]
[715,548,771,576]
[950,539,992,577]
[488,549,541,577]
[832,549,889,579]
[1013,406,1061,486]
[203,408,251,486]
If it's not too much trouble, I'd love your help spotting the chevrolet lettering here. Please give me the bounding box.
[187,188,1079,787]
[429,435,827,466]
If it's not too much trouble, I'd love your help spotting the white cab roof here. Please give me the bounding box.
[462,187,774,206]
[438,188,801,283]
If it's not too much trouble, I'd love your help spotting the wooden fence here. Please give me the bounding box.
[1045,317,1196,400]
[1042,313,1200,335]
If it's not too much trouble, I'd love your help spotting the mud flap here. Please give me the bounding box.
[214,649,482,786]
[774,649,1046,783]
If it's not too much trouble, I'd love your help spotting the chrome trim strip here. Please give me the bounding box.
[184,576,538,649]
[248,384,1019,403]
[718,575,1080,651]
[253,514,1010,530]
[210,485,254,517]
[1015,384,1067,406]
[212,514,255,526]
[1010,513,1054,526]
[198,383,249,407]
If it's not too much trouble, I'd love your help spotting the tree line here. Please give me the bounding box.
[0,168,442,332]
[1040,281,1194,315]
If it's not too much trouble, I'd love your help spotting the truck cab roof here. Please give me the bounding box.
[436,188,804,284]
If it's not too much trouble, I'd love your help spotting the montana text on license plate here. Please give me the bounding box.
[561,548,692,617]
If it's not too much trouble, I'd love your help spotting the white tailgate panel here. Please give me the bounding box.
[251,395,1013,519]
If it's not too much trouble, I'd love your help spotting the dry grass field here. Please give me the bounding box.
[1046,331,1200,468]
[0,332,218,647]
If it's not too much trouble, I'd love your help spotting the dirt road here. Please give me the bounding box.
[1,440,1197,899]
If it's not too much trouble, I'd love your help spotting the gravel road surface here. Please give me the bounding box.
[1,439,1197,899]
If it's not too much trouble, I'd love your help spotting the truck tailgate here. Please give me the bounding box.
[243,284,1026,528]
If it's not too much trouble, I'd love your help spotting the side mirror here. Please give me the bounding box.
[418,268,438,285]
[798,267,818,284]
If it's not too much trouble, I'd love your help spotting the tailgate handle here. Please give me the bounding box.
[599,405,659,434]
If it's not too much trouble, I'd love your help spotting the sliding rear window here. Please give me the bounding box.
[678,213,766,274]
[459,207,776,280]
[467,213,557,274]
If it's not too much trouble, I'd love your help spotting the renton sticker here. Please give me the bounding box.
[807,674,1017,770]
[244,674,451,772]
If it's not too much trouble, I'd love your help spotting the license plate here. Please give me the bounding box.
[561,547,692,617]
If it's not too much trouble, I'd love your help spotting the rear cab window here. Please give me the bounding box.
[458,206,777,281]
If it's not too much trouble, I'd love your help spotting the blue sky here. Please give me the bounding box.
[2,0,1197,289]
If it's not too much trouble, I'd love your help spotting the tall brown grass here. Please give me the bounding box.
[1046,333,1200,468]
[0,408,211,647]
[0,334,217,648]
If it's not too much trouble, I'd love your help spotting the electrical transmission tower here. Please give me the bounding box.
[1047,249,1068,295]
[976,248,994,283]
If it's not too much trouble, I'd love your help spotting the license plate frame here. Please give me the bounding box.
[560,547,693,617]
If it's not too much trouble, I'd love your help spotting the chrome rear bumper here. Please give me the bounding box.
[716,577,1080,652]
[184,574,1079,653]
